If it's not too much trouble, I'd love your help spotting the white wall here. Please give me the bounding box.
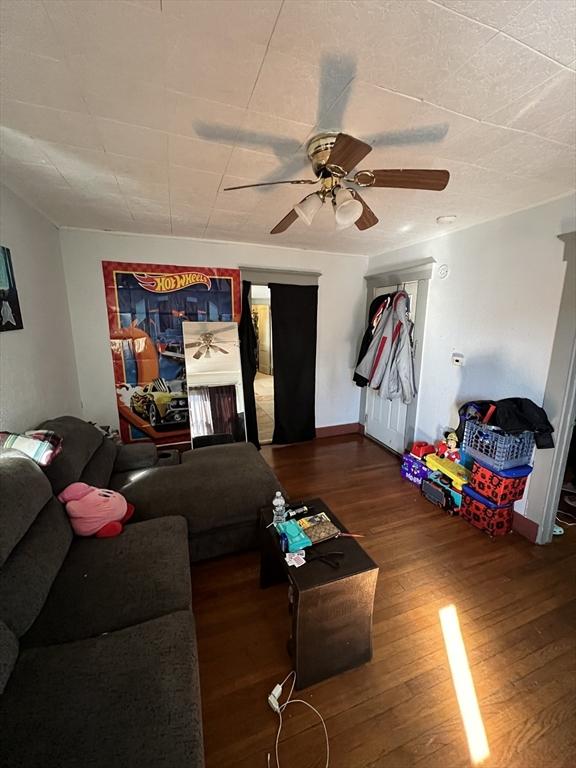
[59,229,368,429]
[0,186,81,431]
[368,193,576,527]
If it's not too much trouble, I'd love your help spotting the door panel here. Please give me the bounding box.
[365,282,418,454]
[254,304,272,375]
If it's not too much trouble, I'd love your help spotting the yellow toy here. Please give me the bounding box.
[425,453,470,491]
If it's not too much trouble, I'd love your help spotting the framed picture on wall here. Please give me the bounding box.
[0,246,23,332]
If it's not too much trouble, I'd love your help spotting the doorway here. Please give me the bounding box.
[556,414,576,534]
[250,285,274,444]
[526,232,576,544]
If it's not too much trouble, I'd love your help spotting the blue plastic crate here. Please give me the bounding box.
[462,421,534,471]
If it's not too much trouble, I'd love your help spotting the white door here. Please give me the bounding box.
[365,281,418,454]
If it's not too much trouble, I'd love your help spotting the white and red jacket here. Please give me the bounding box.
[354,291,417,404]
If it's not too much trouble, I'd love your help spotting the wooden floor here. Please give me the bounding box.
[191,436,576,768]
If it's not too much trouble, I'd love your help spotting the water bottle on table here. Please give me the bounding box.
[272,491,286,524]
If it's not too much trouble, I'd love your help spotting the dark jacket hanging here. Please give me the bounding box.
[270,283,318,444]
[238,280,260,449]
[353,293,394,387]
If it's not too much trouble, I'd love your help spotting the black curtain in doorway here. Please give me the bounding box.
[270,283,318,444]
[238,280,260,449]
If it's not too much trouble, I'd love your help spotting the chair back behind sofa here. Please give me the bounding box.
[0,451,72,645]
[37,416,118,493]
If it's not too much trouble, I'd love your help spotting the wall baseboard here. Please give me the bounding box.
[316,422,364,438]
[512,511,539,543]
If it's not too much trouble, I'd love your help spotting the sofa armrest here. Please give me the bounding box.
[113,443,158,473]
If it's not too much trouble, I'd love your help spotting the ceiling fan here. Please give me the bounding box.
[224,132,450,234]
[185,332,230,359]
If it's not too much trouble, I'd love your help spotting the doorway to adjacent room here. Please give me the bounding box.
[250,285,274,444]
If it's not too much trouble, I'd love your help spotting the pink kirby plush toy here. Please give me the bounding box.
[58,482,135,538]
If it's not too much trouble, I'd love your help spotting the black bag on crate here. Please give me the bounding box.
[455,398,554,449]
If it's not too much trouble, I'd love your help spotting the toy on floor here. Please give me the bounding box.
[427,470,462,512]
[401,453,430,486]
[425,453,470,491]
[421,471,461,515]
[58,482,134,537]
[436,431,461,463]
[409,441,435,460]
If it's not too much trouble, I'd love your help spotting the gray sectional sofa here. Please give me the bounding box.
[0,416,283,768]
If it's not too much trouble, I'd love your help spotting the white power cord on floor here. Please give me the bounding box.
[267,671,330,768]
[556,508,576,527]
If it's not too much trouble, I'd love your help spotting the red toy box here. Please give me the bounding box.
[460,487,513,537]
[469,461,532,506]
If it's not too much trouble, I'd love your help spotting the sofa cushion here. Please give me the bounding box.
[79,437,118,487]
[37,416,104,494]
[22,517,191,647]
[0,498,72,637]
[0,450,53,567]
[0,620,18,694]
[113,442,282,536]
[113,442,158,473]
[0,611,204,768]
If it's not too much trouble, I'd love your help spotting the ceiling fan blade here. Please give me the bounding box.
[364,169,450,191]
[352,191,379,230]
[327,133,372,174]
[270,208,299,235]
[365,123,449,148]
[224,179,318,191]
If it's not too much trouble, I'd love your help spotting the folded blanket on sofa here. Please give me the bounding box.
[0,431,63,466]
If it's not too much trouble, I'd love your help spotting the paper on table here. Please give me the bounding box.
[285,551,306,567]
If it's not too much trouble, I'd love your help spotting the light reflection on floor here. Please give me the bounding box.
[439,604,490,766]
[255,371,274,444]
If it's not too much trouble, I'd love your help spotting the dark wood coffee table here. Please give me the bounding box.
[259,498,379,689]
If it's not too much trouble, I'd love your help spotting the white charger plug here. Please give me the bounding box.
[266,672,329,767]
[268,684,283,713]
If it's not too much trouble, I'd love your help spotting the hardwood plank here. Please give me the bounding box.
[191,436,576,768]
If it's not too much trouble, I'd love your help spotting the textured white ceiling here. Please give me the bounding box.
[0,0,574,257]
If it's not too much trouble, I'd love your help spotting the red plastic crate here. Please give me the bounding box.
[461,487,513,536]
[470,461,532,505]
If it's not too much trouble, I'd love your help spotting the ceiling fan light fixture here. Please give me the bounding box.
[334,187,363,230]
[294,192,323,226]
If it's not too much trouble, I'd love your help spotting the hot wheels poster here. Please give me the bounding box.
[102,261,241,444]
